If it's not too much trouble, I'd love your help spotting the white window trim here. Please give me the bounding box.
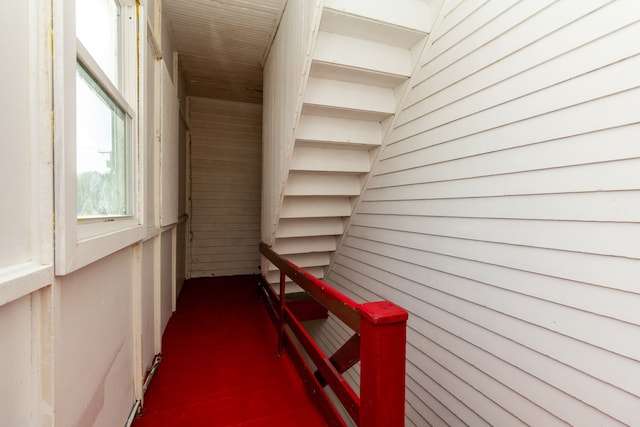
[53,0,143,275]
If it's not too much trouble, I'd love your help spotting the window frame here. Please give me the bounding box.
[54,0,143,275]
[76,43,134,221]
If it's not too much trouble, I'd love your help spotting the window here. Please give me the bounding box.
[75,0,121,87]
[54,0,142,274]
[76,62,131,218]
[76,0,133,220]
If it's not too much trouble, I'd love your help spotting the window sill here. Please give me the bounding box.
[0,262,54,306]
[56,221,144,276]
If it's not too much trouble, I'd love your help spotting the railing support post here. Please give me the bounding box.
[277,270,286,357]
[357,301,408,427]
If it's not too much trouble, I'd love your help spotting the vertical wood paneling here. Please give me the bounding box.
[140,239,156,371]
[160,231,174,333]
[160,65,180,226]
[189,97,262,277]
[0,0,33,269]
[144,38,158,229]
[0,296,32,427]
[56,249,135,427]
[320,0,640,425]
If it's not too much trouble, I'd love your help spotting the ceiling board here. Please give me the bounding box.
[164,0,286,103]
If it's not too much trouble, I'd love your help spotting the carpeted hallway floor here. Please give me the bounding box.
[133,276,328,426]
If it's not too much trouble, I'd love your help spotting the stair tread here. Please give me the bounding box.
[323,0,433,39]
[303,77,395,121]
[266,268,326,287]
[296,114,382,146]
[280,196,352,219]
[272,236,337,254]
[290,145,371,173]
[302,104,392,122]
[275,217,345,238]
[266,252,332,271]
[313,31,412,78]
[310,61,408,89]
[285,172,362,196]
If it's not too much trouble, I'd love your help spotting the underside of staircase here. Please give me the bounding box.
[266,0,433,288]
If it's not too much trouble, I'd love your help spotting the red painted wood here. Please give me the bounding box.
[328,334,361,373]
[287,296,329,321]
[258,278,347,427]
[278,270,286,356]
[315,333,360,387]
[358,301,409,325]
[358,302,409,427]
[257,274,360,422]
[260,243,361,332]
[260,244,410,427]
[281,328,349,427]
[284,307,361,424]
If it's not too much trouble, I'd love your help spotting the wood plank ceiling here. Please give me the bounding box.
[163,0,287,104]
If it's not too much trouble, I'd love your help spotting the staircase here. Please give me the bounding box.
[267,0,433,287]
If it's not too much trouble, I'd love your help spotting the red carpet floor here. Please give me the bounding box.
[133,276,328,427]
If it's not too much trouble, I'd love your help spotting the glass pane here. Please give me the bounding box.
[76,63,130,218]
[76,0,120,87]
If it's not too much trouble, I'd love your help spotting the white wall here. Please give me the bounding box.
[54,249,135,427]
[0,1,54,426]
[0,296,33,426]
[189,97,262,277]
[0,1,32,269]
[0,1,186,425]
[140,238,157,368]
[321,0,640,425]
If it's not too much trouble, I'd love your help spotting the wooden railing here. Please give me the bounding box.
[259,242,408,427]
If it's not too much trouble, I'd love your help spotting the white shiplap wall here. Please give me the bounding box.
[189,97,262,277]
[320,0,640,425]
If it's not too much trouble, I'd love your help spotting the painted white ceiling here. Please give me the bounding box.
[164,0,287,104]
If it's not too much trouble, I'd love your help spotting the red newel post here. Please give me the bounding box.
[357,301,409,427]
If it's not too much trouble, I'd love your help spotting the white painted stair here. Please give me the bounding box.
[267,0,432,289]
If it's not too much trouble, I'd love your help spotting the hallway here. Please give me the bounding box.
[133,277,328,426]
[3,1,640,425]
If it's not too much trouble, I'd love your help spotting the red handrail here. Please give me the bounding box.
[259,242,408,427]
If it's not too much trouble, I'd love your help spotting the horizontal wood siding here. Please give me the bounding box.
[189,97,261,277]
[321,0,640,425]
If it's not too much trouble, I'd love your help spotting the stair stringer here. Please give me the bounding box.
[261,0,325,270]
[266,0,435,288]
[324,0,449,279]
